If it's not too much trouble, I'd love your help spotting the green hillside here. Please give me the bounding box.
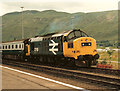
[2,10,118,43]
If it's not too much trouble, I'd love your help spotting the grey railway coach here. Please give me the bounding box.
[1,40,25,60]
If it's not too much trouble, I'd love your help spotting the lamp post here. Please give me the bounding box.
[71,16,74,29]
[21,6,24,39]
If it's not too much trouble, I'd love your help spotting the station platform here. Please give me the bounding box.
[1,65,82,91]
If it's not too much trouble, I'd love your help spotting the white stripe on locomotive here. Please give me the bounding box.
[49,40,58,55]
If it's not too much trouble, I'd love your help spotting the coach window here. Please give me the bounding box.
[3,46,4,49]
[19,44,21,48]
[8,45,10,49]
[6,45,7,49]
[16,45,18,48]
[12,45,14,49]
[57,37,60,39]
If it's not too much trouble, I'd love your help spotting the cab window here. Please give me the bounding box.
[74,31,81,37]
[68,30,88,41]
[68,32,74,40]
[81,32,88,37]
[68,42,73,48]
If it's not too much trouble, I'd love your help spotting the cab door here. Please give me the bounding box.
[25,44,30,56]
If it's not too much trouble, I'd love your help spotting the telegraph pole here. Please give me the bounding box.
[71,16,74,29]
[21,6,24,39]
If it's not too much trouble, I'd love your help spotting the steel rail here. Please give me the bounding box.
[2,60,120,90]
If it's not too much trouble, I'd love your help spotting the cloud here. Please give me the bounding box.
[0,0,119,16]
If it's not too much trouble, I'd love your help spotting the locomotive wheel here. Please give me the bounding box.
[54,57,60,65]
[47,57,51,63]
[43,56,47,64]
[85,60,91,67]
[75,60,91,67]
[66,59,75,67]
[39,56,43,62]
[51,57,56,65]
[47,57,54,65]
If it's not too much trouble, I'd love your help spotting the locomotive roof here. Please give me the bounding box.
[37,29,88,38]
[30,30,71,42]
[38,30,71,38]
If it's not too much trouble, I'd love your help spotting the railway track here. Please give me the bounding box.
[75,67,120,76]
[2,60,120,90]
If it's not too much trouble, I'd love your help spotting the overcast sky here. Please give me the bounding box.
[0,0,119,16]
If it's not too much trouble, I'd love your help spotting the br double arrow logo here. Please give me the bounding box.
[49,40,58,55]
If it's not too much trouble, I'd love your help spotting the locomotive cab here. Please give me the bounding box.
[63,29,99,67]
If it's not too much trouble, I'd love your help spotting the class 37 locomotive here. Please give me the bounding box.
[1,29,99,67]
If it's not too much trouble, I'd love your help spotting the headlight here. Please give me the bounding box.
[81,42,91,46]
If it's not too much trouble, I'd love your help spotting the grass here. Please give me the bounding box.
[98,51,118,61]
[97,51,119,69]
[97,46,118,49]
